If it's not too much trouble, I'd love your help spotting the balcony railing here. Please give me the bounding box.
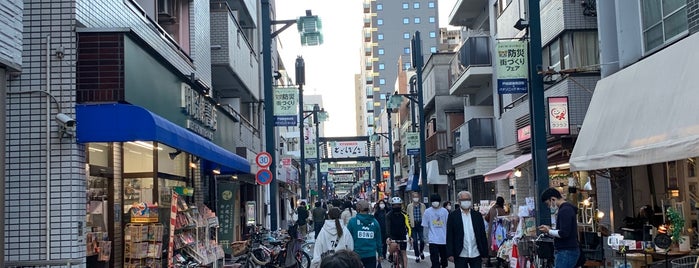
[449,36,491,87]
[426,131,450,156]
[453,118,495,154]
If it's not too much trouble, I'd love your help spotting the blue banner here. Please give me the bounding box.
[497,78,528,94]
[275,116,297,126]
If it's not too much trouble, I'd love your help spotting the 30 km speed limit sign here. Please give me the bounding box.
[255,152,272,168]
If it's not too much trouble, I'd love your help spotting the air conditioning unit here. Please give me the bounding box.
[157,0,177,23]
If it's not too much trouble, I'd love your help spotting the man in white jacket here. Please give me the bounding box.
[312,207,354,268]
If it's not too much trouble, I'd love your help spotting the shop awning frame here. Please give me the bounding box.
[76,103,251,174]
[483,154,532,182]
[570,33,699,171]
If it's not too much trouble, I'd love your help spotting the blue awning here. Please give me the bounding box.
[76,103,250,174]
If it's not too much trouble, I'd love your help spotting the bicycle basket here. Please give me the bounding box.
[231,240,249,257]
[517,239,534,257]
[670,255,699,268]
[535,238,555,260]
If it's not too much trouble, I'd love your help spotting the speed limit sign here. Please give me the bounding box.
[255,152,272,168]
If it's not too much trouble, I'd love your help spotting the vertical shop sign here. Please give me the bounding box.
[548,97,570,135]
[405,132,420,155]
[168,191,178,267]
[181,83,217,140]
[274,87,299,126]
[305,144,317,163]
[246,201,257,226]
[320,162,329,174]
[380,157,390,170]
[496,41,529,94]
[217,183,236,254]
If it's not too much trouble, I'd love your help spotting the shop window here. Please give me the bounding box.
[124,178,155,208]
[88,142,110,167]
[158,143,187,177]
[124,141,156,173]
[641,0,687,53]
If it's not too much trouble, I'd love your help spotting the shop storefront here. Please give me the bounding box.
[75,33,254,267]
[571,33,699,260]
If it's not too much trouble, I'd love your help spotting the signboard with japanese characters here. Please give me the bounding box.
[517,125,531,142]
[217,183,236,254]
[181,83,217,139]
[320,162,329,174]
[548,97,570,135]
[328,162,372,172]
[329,141,367,158]
[305,144,318,163]
[496,41,529,94]
[405,132,420,155]
[273,87,298,126]
[380,157,390,170]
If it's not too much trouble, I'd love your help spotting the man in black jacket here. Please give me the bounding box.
[446,191,488,268]
[297,201,309,238]
[538,187,579,268]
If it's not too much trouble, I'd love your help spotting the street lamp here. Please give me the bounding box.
[370,132,391,197]
[261,2,323,230]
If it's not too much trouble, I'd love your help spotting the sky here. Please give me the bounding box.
[275,0,457,137]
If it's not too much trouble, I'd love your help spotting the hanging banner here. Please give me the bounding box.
[305,144,318,163]
[320,162,329,174]
[380,157,390,171]
[304,126,316,144]
[405,132,420,155]
[548,97,570,135]
[217,183,236,254]
[330,141,367,157]
[274,87,299,126]
[496,41,529,94]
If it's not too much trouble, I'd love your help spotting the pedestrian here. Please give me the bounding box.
[538,187,580,268]
[347,200,383,268]
[312,201,327,239]
[422,193,449,268]
[312,207,354,268]
[443,201,453,212]
[319,249,364,268]
[341,200,357,226]
[407,191,426,262]
[297,201,309,239]
[484,196,508,267]
[385,196,412,267]
[446,191,488,268]
[374,199,389,259]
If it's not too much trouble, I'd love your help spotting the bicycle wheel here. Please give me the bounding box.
[296,250,311,268]
[302,242,314,255]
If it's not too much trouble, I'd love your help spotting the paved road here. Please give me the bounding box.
[378,249,457,268]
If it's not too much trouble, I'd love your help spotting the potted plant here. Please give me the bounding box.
[666,207,686,250]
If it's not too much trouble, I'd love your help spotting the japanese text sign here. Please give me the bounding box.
[517,125,531,142]
[217,183,236,254]
[273,87,298,126]
[305,144,318,163]
[496,41,529,94]
[330,141,367,157]
[405,132,420,155]
[548,97,570,135]
[380,157,390,170]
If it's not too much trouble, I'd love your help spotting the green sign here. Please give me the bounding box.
[320,162,329,174]
[406,132,420,155]
[274,87,298,126]
[305,144,317,162]
[380,157,390,170]
[496,41,529,94]
[173,186,194,196]
[217,183,236,254]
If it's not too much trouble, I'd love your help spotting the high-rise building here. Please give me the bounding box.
[358,0,439,134]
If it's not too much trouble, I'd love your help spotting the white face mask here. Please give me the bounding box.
[379,204,386,209]
[460,200,472,210]
[446,205,452,210]
[431,202,440,208]
[412,198,420,203]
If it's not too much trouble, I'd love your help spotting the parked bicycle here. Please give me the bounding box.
[233,225,311,268]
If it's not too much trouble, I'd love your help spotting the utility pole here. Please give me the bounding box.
[386,94,395,195]
[314,105,323,201]
[261,0,278,230]
[526,0,550,226]
[412,31,429,200]
[296,56,307,200]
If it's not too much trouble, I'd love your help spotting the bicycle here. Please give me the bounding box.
[387,239,409,268]
[234,225,311,268]
[533,233,555,268]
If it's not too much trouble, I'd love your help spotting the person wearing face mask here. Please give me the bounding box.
[538,187,579,268]
[374,199,389,259]
[406,192,426,262]
[446,191,488,268]
[422,194,450,268]
[443,201,453,212]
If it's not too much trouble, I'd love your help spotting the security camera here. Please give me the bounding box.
[56,113,76,128]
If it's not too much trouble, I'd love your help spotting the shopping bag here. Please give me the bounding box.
[509,244,519,268]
